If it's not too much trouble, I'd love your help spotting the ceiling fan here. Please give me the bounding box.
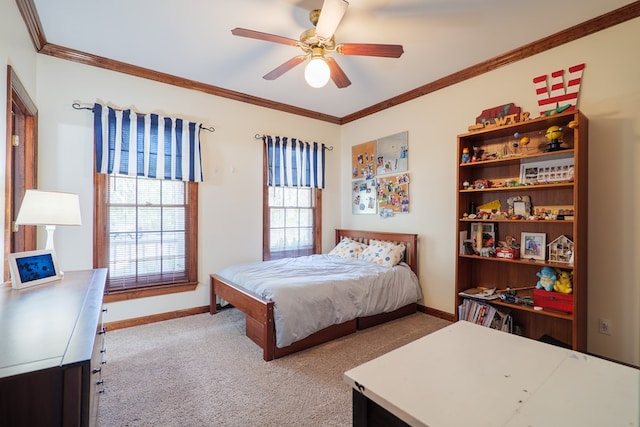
[231,0,404,88]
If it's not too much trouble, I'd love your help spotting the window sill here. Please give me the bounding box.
[103,281,198,303]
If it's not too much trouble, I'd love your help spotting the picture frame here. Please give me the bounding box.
[521,232,546,261]
[507,195,531,217]
[8,249,62,289]
[519,157,574,185]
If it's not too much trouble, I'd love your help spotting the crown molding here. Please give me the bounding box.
[37,42,342,124]
[15,0,45,51]
[340,1,640,124]
[15,0,640,125]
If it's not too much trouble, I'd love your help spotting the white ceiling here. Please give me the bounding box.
[32,0,635,118]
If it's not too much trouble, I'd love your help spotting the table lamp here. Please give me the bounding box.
[15,189,82,252]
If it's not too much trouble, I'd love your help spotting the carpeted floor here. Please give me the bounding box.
[98,308,451,427]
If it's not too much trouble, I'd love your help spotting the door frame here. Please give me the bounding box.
[4,65,38,282]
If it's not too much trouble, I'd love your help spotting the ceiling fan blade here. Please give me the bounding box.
[326,57,351,88]
[315,0,349,39]
[263,56,307,80]
[337,43,404,58]
[231,28,298,47]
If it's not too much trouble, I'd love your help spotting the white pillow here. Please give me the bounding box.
[361,240,406,267]
[328,238,368,261]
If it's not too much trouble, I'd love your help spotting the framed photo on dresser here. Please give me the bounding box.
[8,249,62,289]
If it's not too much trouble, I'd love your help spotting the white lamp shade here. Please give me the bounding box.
[304,58,331,88]
[16,190,82,226]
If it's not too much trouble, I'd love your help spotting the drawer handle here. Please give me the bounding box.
[96,379,104,386]
[97,327,106,335]
[92,367,101,374]
[98,389,105,394]
[101,348,107,354]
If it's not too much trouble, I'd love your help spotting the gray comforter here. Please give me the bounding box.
[217,254,422,348]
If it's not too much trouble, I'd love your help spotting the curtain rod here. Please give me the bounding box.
[254,134,333,151]
[72,103,215,132]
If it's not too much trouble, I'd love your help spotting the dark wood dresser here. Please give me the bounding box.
[0,269,107,426]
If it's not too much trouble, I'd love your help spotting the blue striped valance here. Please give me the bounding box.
[266,136,326,189]
[93,103,204,182]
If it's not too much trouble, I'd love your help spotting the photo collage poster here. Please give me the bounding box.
[377,173,410,213]
[351,131,409,215]
[352,179,377,214]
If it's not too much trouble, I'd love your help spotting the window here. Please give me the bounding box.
[265,186,321,259]
[263,144,322,260]
[92,103,202,300]
[94,173,198,297]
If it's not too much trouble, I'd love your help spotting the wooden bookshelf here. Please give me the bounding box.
[455,110,588,351]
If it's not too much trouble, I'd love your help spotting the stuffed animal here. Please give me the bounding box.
[536,266,556,291]
[554,270,573,294]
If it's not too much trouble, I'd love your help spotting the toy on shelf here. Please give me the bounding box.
[496,235,520,259]
[461,147,470,163]
[499,290,534,306]
[471,146,481,162]
[515,132,531,147]
[502,132,530,158]
[553,269,573,294]
[536,266,556,291]
[547,235,574,264]
[544,125,565,152]
[544,120,577,152]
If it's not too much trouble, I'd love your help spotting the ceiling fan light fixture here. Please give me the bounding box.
[304,57,330,88]
[231,0,401,89]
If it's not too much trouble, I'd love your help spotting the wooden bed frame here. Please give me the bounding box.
[209,229,419,361]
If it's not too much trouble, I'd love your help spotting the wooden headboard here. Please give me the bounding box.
[335,229,418,274]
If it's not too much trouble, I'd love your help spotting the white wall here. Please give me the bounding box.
[341,18,640,366]
[2,0,638,366]
[0,0,39,274]
[34,55,342,322]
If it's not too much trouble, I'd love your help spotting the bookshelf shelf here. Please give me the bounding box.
[458,254,575,270]
[459,218,572,224]
[491,299,574,321]
[459,182,574,194]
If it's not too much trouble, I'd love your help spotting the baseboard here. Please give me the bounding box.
[103,304,638,368]
[104,305,209,331]
[418,304,456,322]
[105,304,456,332]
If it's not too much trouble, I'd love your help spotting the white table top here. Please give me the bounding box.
[344,321,639,427]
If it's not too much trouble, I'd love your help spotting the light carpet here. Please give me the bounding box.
[98,308,451,427]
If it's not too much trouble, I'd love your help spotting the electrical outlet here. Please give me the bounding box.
[598,318,612,335]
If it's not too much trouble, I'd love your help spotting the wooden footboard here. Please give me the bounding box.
[210,274,276,360]
[210,229,420,361]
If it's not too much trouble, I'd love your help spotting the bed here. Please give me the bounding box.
[209,229,420,361]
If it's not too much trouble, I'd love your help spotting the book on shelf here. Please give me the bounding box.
[458,287,500,300]
[458,299,512,333]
